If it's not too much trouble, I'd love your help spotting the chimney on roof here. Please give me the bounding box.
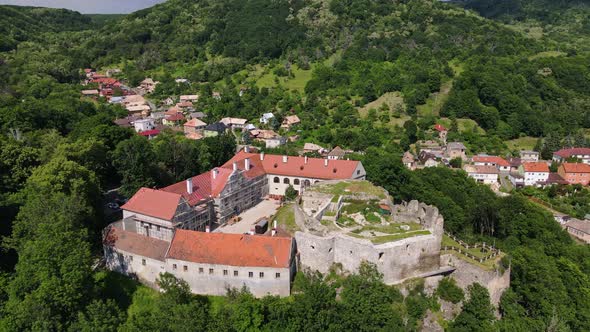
[245,158,251,171]
[212,168,219,180]
[274,219,277,229]
[205,225,210,233]
[324,159,328,167]
[249,229,255,235]
[304,156,308,164]
[271,228,277,237]
[283,155,288,163]
[233,162,238,171]
[260,152,265,161]
[244,146,249,153]
[186,178,193,194]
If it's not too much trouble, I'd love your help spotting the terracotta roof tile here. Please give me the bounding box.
[523,162,549,173]
[121,188,182,220]
[554,148,590,158]
[167,230,293,268]
[472,155,510,167]
[561,163,590,173]
[184,118,206,127]
[222,151,361,180]
[433,124,447,132]
[104,224,170,261]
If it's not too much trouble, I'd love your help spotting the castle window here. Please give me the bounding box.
[129,255,133,261]
[249,272,253,278]
[223,270,228,276]
[294,179,300,185]
[183,266,188,272]
[378,252,384,262]
[259,272,264,278]
[234,270,238,277]
[173,264,177,270]
[273,177,280,183]
[275,273,281,279]
[156,225,160,232]
[209,268,214,274]
[199,267,204,274]
[142,259,146,266]
[357,170,361,175]
[283,178,290,184]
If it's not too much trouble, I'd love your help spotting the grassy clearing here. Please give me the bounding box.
[370,230,431,244]
[506,136,538,151]
[528,50,567,60]
[351,222,423,235]
[441,235,490,259]
[311,180,386,198]
[252,64,313,92]
[438,118,485,134]
[273,204,298,233]
[417,79,453,117]
[358,92,404,118]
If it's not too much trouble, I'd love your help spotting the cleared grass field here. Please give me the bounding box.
[506,136,538,151]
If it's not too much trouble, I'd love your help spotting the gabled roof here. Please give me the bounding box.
[447,142,466,150]
[184,118,207,128]
[180,95,199,101]
[220,117,247,125]
[121,188,182,221]
[165,113,185,121]
[328,146,346,157]
[167,230,293,268]
[303,143,324,151]
[433,124,447,132]
[222,150,362,180]
[282,115,300,125]
[138,129,160,137]
[205,122,227,132]
[523,162,549,173]
[81,89,99,95]
[466,165,499,174]
[546,173,568,185]
[554,148,590,158]
[560,163,590,173]
[472,155,510,167]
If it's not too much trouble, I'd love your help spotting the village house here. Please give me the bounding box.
[81,89,99,98]
[433,124,448,144]
[520,150,539,162]
[303,143,326,155]
[446,142,467,160]
[133,118,156,133]
[220,117,248,130]
[518,162,550,186]
[138,130,160,140]
[184,118,207,140]
[176,101,194,110]
[464,165,499,185]
[140,78,158,94]
[203,122,226,137]
[260,113,275,125]
[180,95,199,103]
[472,155,510,172]
[105,68,121,77]
[553,147,590,164]
[281,115,301,130]
[418,151,439,168]
[557,163,590,185]
[190,112,207,120]
[212,92,222,100]
[127,105,151,117]
[249,129,285,148]
[163,113,185,126]
[402,151,416,170]
[327,146,346,160]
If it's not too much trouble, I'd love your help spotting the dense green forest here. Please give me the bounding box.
[1,0,590,330]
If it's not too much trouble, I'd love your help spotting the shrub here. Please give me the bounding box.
[436,277,464,304]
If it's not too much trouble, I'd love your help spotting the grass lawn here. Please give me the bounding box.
[506,136,538,151]
[528,50,567,60]
[273,203,298,233]
[311,180,386,199]
[252,64,313,92]
[370,230,431,244]
[438,118,486,134]
[351,222,423,235]
[442,234,490,259]
[417,79,453,117]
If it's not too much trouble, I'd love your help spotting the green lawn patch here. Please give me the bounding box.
[506,136,538,151]
[370,230,431,244]
[273,204,298,233]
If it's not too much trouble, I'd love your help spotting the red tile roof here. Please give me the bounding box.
[184,118,206,127]
[554,148,590,158]
[222,150,361,180]
[523,162,549,173]
[104,223,170,261]
[121,188,182,220]
[472,155,510,167]
[166,113,185,121]
[546,173,568,185]
[560,163,590,173]
[138,129,160,136]
[433,124,447,132]
[162,172,212,206]
[167,229,293,268]
[468,165,499,174]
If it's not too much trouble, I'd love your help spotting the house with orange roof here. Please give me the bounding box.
[521,162,550,186]
[281,115,301,130]
[472,155,510,172]
[558,163,590,185]
[464,165,499,185]
[184,118,207,136]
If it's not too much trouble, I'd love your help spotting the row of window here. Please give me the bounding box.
[172,264,280,279]
[139,221,163,232]
[273,177,312,186]
[119,254,282,279]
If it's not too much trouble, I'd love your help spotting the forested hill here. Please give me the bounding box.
[459,0,590,22]
[0,5,94,52]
